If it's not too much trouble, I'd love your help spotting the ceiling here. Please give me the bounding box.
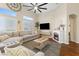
[22,3,62,14]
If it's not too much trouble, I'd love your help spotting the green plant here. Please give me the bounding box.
[35,22,40,29]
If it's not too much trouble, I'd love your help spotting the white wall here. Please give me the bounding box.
[53,4,68,44]
[67,3,79,43]
[16,7,36,32]
[38,10,54,35]
[38,4,68,44]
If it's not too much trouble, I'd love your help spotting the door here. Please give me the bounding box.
[69,14,76,42]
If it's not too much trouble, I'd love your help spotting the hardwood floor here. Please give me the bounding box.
[60,41,79,56]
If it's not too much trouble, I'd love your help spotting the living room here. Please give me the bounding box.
[0,3,79,56]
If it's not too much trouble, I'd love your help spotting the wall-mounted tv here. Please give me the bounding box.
[40,23,50,30]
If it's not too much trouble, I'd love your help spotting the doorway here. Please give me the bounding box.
[69,14,77,43]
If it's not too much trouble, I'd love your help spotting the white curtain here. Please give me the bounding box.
[23,16,34,32]
[0,16,16,33]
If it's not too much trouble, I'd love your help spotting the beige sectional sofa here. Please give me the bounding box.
[0,31,49,56]
[0,31,40,42]
[0,31,40,48]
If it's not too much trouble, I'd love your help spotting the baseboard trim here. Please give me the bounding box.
[70,41,79,44]
[75,41,79,44]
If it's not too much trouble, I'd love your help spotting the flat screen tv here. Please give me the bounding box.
[40,23,50,30]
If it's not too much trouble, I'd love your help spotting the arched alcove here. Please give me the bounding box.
[68,14,77,43]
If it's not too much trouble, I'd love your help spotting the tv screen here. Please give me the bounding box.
[40,23,50,30]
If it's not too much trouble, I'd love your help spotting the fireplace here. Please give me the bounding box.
[54,32,59,41]
[53,30,64,43]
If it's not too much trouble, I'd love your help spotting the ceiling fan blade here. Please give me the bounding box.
[38,3,48,7]
[39,7,47,10]
[34,10,36,13]
[23,5,32,7]
[38,9,42,13]
[30,3,34,6]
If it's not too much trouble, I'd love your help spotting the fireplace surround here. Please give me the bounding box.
[53,30,64,43]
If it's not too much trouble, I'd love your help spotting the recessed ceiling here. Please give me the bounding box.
[22,3,62,14]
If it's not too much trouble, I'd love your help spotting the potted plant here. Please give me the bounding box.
[35,22,40,33]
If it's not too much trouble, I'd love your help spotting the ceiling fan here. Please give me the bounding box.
[23,3,48,13]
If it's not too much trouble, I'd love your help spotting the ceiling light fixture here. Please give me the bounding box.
[23,3,48,13]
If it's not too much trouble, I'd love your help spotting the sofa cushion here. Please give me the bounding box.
[0,37,23,48]
[19,31,32,36]
[0,35,10,42]
[7,33,13,37]
[5,37,23,43]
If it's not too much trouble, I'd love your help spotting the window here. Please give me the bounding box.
[23,16,34,32]
[0,17,17,33]
[0,8,16,33]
